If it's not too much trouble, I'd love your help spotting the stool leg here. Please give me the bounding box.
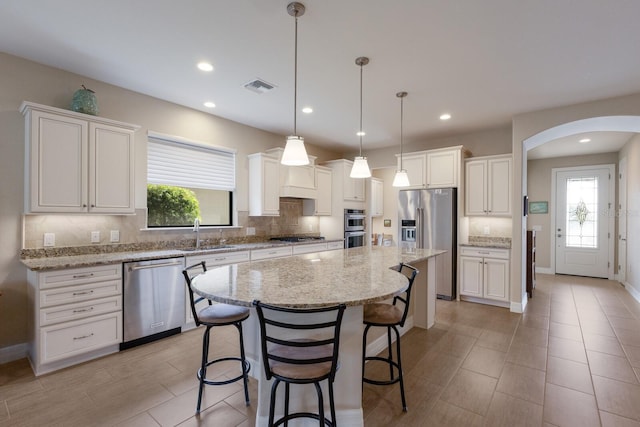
[284,383,290,427]
[387,327,393,380]
[393,326,407,411]
[314,381,325,426]
[236,322,250,406]
[269,379,280,427]
[197,326,212,413]
[328,379,337,427]
[361,324,371,390]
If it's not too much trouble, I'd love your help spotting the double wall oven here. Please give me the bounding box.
[344,209,366,248]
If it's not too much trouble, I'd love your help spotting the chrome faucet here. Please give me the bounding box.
[193,218,201,249]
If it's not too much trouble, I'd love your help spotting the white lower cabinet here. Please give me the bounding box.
[251,246,293,261]
[327,241,345,250]
[459,247,510,305]
[27,264,123,375]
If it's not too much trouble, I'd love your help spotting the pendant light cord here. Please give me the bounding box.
[359,62,363,156]
[293,14,298,135]
[400,95,404,169]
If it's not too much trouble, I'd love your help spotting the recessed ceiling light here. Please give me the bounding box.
[302,107,313,114]
[204,101,216,108]
[197,62,214,72]
[356,131,366,136]
[579,138,591,143]
[440,113,451,121]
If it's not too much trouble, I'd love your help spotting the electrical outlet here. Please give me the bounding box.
[483,226,490,235]
[91,231,100,243]
[245,227,256,236]
[44,233,55,247]
[110,230,120,243]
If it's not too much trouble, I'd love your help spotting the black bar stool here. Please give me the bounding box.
[253,300,346,427]
[183,261,251,414]
[361,263,418,411]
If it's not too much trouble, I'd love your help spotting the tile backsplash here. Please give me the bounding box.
[22,198,319,249]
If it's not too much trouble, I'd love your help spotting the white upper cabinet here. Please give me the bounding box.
[324,159,366,202]
[266,148,317,199]
[21,102,138,214]
[248,153,280,216]
[465,155,512,216]
[303,166,332,216]
[369,178,384,217]
[396,146,467,190]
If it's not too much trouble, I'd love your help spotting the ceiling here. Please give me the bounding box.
[2,0,640,156]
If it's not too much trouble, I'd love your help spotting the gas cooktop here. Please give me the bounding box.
[270,236,325,243]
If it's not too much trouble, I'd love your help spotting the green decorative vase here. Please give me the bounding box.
[71,85,98,115]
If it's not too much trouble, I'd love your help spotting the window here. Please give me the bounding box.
[147,132,235,227]
[565,177,597,248]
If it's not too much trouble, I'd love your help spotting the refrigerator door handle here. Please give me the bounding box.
[416,207,423,248]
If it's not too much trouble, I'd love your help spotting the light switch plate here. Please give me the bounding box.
[532,225,542,231]
[246,227,255,236]
[91,231,100,243]
[483,226,490,235]
[110,230,120,242]
[44,233,55,247]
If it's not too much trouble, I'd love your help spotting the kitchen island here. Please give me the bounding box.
[191,245,446,427]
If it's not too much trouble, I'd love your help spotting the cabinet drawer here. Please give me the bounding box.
[187,250,250,267]
[327,241,344,250]
[40,312,122,363]
[40,296,121,326]
[39,264,121,289]
[460,247,509,259]
[293,243,328,255]
[40,279,122,308]
[251,246,293,261]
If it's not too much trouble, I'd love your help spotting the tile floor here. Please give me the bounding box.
[2,273,640,426]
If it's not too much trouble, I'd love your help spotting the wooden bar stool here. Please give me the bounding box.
[183,261,251,414]
[253,300,346,427]
[361,263,418,411]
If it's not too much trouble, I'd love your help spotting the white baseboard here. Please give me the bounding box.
[0,342,28,365]
[535,267,553,275]
[624,282,640,304]
[364,316,414,359]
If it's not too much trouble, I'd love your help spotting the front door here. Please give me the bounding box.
[555,165,613,278]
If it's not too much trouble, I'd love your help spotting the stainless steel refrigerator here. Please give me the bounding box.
[398,188,457,300]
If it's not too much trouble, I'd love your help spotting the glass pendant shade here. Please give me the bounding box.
[350,156,371,178]
[281,135,309,166]
[392,169,410,187]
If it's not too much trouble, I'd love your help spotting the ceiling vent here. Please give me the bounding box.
[243,78,276,94]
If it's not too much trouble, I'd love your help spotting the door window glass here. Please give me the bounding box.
[565,177,597,248]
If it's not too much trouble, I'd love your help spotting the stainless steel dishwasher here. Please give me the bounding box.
[121,257,185,350]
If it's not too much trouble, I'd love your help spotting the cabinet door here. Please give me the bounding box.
[89,123,135,213]
[401,153,427,188]
[483,258,510,301]
[487,157,512,216]
[342,163,365,201]
[315,167,332,215]
[28,111,88,212]
[249,154,280,216]
[370,178,384,217]
[427,149,459,188]
[465,160,487,215]
[459,256,483,297]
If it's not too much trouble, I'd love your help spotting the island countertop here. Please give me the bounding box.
[191,246,446,308]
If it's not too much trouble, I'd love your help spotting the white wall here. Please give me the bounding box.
[619,134,640,298]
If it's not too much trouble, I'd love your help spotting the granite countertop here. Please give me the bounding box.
[20,239,344,271]
[460,236,511,249]
[191,246,447,308]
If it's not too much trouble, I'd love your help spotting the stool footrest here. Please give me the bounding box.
[198,356,250,387]
[273,412,334,427]
[363,356,401,386]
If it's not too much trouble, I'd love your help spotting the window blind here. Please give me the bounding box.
[147,133,236,191]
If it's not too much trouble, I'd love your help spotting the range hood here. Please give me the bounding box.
[266,148,317,200]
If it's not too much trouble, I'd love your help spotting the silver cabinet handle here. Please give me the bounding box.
[73,307,94,313]
[72,290,94,296]
[129,260,183,271]
[72,273,94,279]
[73,333,94,340]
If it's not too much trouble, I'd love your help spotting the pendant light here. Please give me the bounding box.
[350,56,372,178]
[281,2,310,166]
[392,91,410,187]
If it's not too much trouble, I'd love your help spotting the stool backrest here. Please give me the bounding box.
[253,301,346,382]
[392,263,419,327]
[182,261,211,326]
